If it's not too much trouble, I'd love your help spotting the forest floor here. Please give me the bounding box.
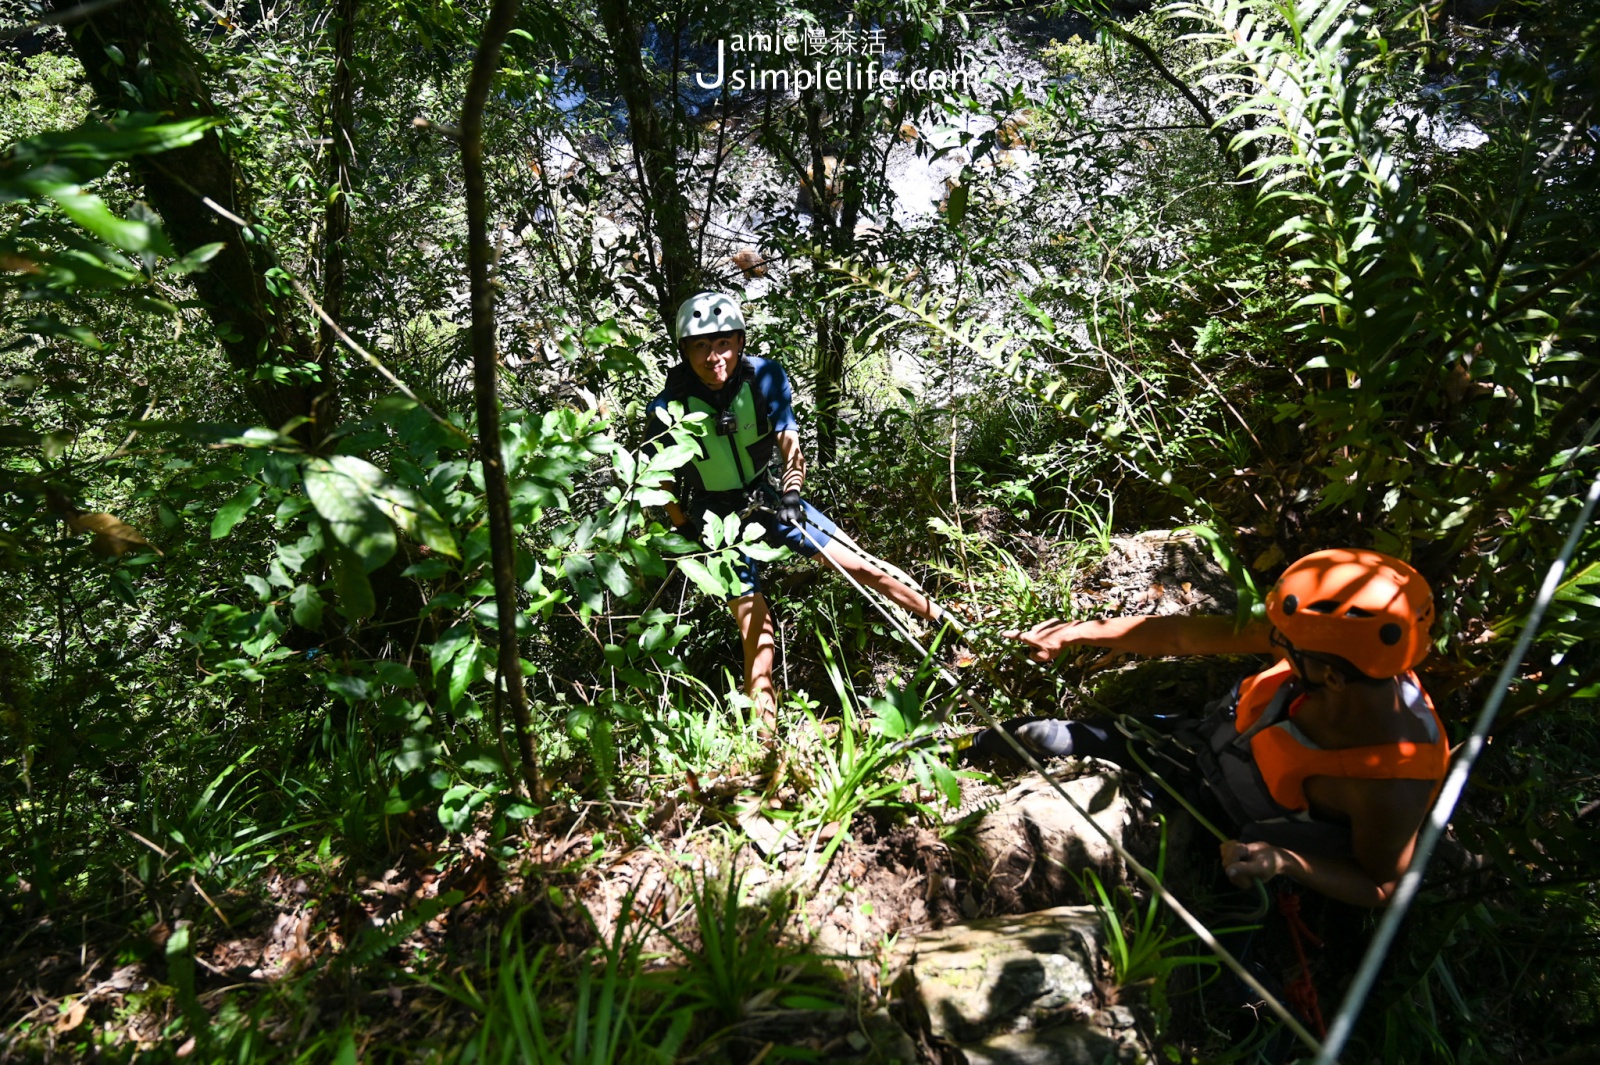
[3,530,1435,1062]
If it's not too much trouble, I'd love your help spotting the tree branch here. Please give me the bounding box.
[1101,21,1242,175]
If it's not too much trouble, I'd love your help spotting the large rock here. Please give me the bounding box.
[893,907,1139,1063]
[967,772,1132,909]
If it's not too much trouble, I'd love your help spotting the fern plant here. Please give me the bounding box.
[1171,0,1597,539]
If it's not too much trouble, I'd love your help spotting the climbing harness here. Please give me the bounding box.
[1111,716,1272,922]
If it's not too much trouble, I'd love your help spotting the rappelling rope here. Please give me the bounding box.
[1278,889,1328,1039]
[786,517,1325,1055]
[1312,470,1600,1065]
[1113,719,1272,922]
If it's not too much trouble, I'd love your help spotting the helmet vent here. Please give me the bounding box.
[1379,623,1403,645]
[1282,594,1298,615]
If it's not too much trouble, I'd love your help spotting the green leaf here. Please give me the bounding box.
[329,543,375,619]
[449,640,482,706]
[365,479,460,559]
[15,317,103,350]
[402,558,452,580]
[8,116,213,170]
[562,554,603,612]
[428,624,472,678]
[211,482,263,539]
[945,183,969,227]
[439,783,485,832]
[41,184,174,256]
[0,424,41,448]
[41,429,74,460]
[303,458,396,572]
[592,552,634,599]
[290,583,325,631]
[676,557,731,598]
[163,242,224,277]
[323,673,370,703]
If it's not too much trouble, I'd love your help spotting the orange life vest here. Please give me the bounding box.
[1234,659,1450,813]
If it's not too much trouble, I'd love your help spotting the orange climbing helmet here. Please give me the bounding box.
[1264,549,1435,679]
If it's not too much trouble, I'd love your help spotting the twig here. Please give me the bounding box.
[412,116,461,141]
[189,874,232,929]
[1100,22,1240,173]
[199,161,431,436]
[1172,340,1266,455]
[283,274,471,444]
[121,826,171,861]
[200,196,250,228]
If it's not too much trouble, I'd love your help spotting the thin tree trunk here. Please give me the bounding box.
[316,0,359,435]
[815,91,871,466]
[54,0,329,439]
[462,0,542,801]
[596,0,699,325]
[802,90,843,464]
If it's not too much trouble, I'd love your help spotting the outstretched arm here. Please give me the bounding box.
[1007,614,1274,663]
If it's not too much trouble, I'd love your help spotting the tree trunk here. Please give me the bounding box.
[316,0,360,435]
[54,0,331,439]
[815,91,871,466]
[596,0,700,326]
[462,0,542,801]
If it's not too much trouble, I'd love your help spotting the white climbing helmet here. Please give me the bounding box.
[675,291,745,340]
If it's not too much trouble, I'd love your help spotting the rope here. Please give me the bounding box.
[1278,889,1328,1039]
[1312,471,1600,1065]
[785,516,1325,1055]
[1115,721,1272,921]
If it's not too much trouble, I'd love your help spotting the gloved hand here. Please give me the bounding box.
[777,489,806,527]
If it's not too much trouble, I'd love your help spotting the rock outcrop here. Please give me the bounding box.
[892,906,1144,1063]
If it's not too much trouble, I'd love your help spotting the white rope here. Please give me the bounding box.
[1314,471,1600,1065]
[790,519,1324,1054]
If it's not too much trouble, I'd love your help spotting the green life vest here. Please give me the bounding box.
[684,377,772,492]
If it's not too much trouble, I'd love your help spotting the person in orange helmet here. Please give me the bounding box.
[980,549,1446,908]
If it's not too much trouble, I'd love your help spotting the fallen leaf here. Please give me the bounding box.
[68,512,162,557]
[54,997,89,1033]
[1251,543,1285,571]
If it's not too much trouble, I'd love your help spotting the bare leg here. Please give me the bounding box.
[729,592,778,729]
[818,542,942,623]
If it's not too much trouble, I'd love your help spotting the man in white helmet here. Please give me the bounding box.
[645,291,945,728]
